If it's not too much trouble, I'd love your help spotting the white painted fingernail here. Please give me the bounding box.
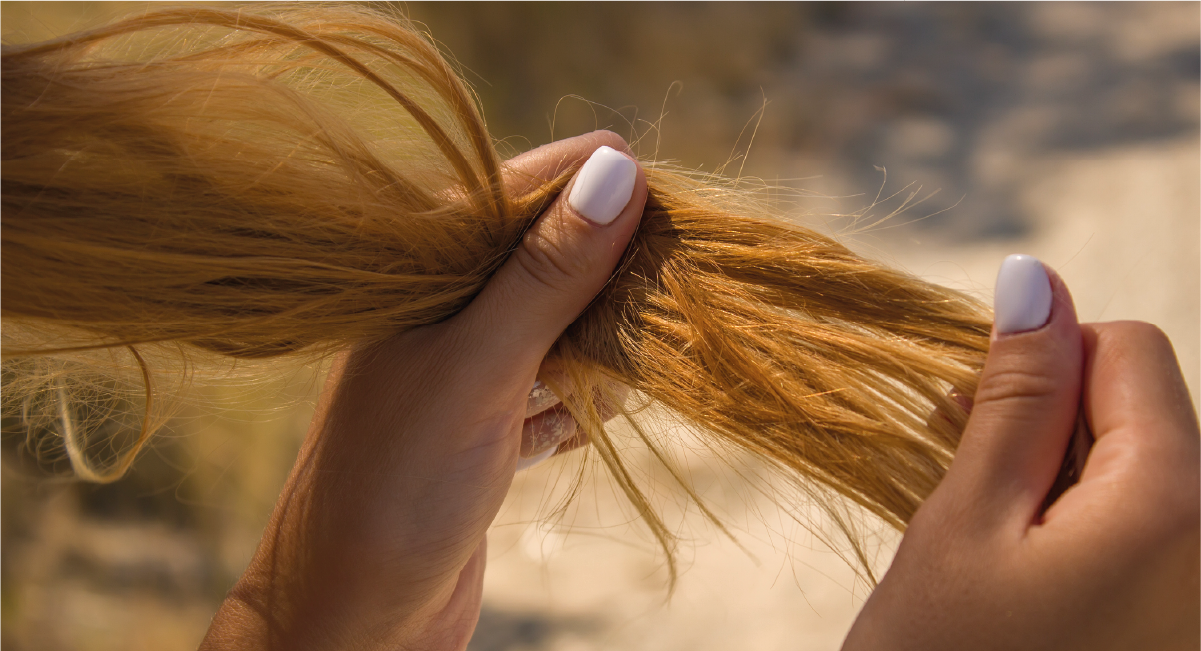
[515,446,556,472]
[566,146,637,225]
[994,254,1052,334]
[525,379,560,418]
[526,409,577,457]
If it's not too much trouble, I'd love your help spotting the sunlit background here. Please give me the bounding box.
[3,3,1198,650]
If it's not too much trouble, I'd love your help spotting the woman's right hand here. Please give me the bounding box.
[844,255,1200,650]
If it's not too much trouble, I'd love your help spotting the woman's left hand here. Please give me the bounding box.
[201,130,647,651]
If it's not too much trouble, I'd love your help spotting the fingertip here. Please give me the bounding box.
[584,129,634,156]
[503,130,635,197]
[1043,264,1080,331]
[991,257,1080,349]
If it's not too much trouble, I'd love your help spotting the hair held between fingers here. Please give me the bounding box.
[0,4,992,586]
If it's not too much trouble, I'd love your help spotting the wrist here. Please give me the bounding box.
[201,572,401,651]
[201,549,466,651]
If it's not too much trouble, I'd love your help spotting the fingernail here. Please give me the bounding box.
[525,379,561,418]
[515,446,556,472]
[525,408,577,458]
[567,146,637,225]
[994,254,1052,334]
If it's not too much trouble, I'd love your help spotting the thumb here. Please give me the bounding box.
[454,143,647,373]
[945,254,1084,526]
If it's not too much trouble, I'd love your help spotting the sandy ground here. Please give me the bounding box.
[2,3,1197,651]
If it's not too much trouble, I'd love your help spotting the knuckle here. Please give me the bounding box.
[512,225,586,293]
[974,366,1061,407]
[1100,320,1179,369]
[1110,320,1171,347]
[1138,322,1174,357]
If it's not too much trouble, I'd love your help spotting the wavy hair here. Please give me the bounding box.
[1,5,991,583]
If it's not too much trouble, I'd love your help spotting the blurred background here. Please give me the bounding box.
[3,2,1197,650]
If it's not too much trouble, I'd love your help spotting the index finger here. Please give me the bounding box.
[1082,321,1199,446]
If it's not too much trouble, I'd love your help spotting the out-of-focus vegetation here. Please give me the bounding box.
[3,3,1197,650]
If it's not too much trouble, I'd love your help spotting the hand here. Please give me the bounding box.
[843,255,1200,650]
[200,130,647,651]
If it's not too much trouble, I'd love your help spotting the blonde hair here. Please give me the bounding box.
[1,4,990,583]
